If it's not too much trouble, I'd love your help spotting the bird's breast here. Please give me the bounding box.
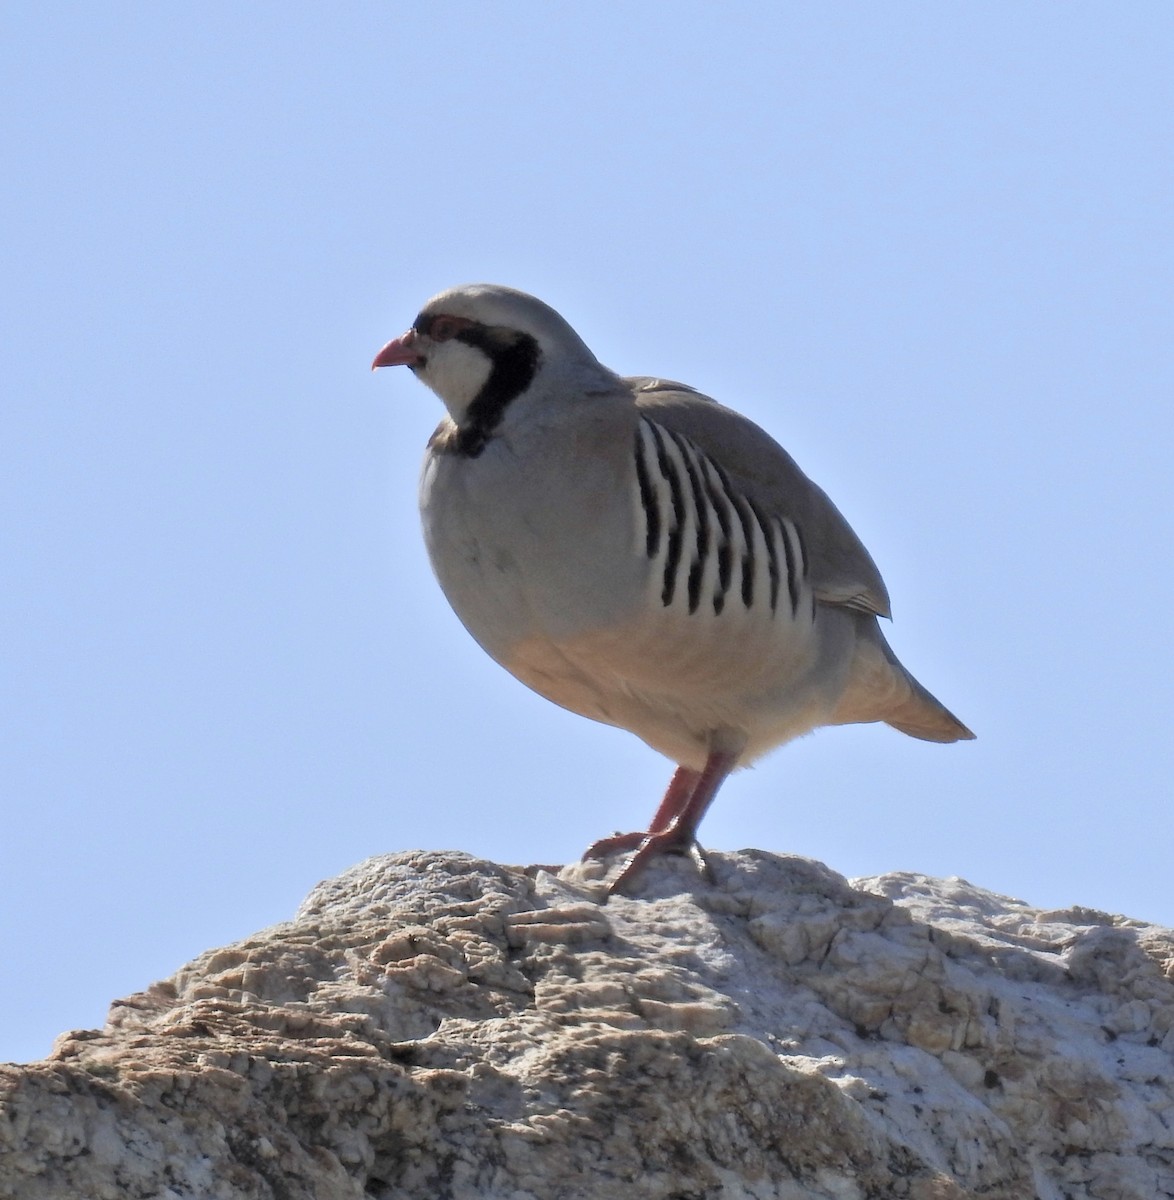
[419,416,644,657]
[419,414,825,718]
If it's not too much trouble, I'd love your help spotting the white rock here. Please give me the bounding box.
[1,849,1172,1199]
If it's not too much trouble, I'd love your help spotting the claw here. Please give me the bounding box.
[583,748,740,895]
[581,831,649,860]
[607,828,706,895]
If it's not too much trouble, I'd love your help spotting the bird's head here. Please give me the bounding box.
[371,285,612,439]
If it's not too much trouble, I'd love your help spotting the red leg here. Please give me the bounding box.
[608,748,739,894]
[582,765,700,859]
[644,765,704,835]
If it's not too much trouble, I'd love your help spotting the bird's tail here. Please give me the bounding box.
[885,672,975,743]
[830,617,975,744]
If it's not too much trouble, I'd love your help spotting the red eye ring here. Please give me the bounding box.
[429,315,463,342]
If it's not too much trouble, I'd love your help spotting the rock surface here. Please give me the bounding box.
[2,849,1173,1199]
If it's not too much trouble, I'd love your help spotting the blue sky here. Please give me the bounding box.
[3,4,1172,1064]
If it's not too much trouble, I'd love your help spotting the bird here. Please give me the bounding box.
[372,284,973,892]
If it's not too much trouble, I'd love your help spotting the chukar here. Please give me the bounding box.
[373,284,973,891]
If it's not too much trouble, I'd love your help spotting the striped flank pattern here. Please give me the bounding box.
[633,417,809,619]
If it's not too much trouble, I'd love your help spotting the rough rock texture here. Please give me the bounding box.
[2,850,1173,1200]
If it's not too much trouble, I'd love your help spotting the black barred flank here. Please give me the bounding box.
[669,429,710,615]
[647,422,687,606]
[779,519,800,616]
[748,498,780,614]
[704,465,735,614]
[792,520,809,577]
[633,417,809,622]
[710,458,757,609]
[633,428,660,557]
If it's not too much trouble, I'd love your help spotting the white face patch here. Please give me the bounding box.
[418,338,495,425]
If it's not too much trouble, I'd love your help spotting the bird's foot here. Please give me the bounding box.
[604,829,712,896]
[581,830,651,859]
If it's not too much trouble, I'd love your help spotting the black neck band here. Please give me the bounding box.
[453,330,540,458]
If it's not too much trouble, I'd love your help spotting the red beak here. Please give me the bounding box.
[371,329,423,370]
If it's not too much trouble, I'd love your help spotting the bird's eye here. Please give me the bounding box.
[429,315,462,342]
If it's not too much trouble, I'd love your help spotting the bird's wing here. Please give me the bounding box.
[625,377,892,619]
